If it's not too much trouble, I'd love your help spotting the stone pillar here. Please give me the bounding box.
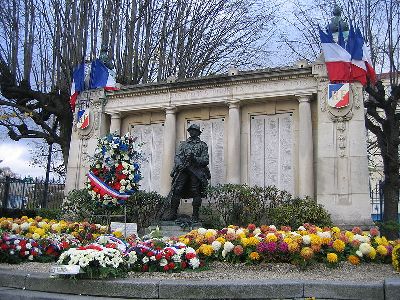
[226,101,241,184]
[109,113,121,135]
[297,95,314,198]
[160,106,177,196]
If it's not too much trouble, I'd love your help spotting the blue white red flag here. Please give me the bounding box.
[76,109,90,130]
[357,28,376,84]
[328,83,350,108]
[319,28,352,83]
[346,25,367,85]
[87,171,131,201]
[70,63,85,111]
[90,59,118,91]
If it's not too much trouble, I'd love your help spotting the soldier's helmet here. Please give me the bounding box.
[187,124,201,133]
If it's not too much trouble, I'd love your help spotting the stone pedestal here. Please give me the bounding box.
[226,101,241,184]
[313,62,372,226]
[65,90,109,193]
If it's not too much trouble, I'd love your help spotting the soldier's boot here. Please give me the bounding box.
[162,196,180,221]
[192,197,202,222]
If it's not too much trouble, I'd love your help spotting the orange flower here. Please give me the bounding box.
[288,242,300,253]
[348,255,360,265]
[249,251,260,260]
[327,253,338,263]
[300,247,314,260]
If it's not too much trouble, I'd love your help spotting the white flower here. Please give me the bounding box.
[26,243,32,249]
[356,250,363,257]
[185,247,196,254]
[38,221,46,228]
[9,250,15,255]
[353,234,370,243]
[126,184,132,190]
[359,243,372,255]
[20,222,30,231]
[150,255,156,261]
[14,240,20,245]
[227,228,235,235]
[189,257,200,269]
[211,241,222,251]
[16,246,21,250]
[197,228,207,235]
[298,226,306,231]
[159,258,168,267]
[142,257,149,264]
[11,223,20,232]
[236,229,244,235]
[253,228,261,235]
[302,235,311,245]
[269,225,277,230]
[25,251,29,256]
[28,255,33,261]
[223,241,234,252]
[317,231,331,239]
[221,250,227,258]
[172,254,181,263]
[206,229,217,236]
[119,186,126,192]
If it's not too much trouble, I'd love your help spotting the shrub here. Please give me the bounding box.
[269,197,332,228]
[61,189,166,234]
[202,184,292,227]
[0,208,61,220]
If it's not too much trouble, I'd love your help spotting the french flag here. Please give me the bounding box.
[90,59,118,91]
[346,25,367,85]
[70,63,85,111]
[319,28,352,83]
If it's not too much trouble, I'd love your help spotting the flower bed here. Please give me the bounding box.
[179,223,400,268]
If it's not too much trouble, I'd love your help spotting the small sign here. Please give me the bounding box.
[328,83,350,108]
[110,222,137,237]
[50,265,80,275]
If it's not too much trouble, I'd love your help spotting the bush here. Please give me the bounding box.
[0,208,61,220]
[269,197,332,228]
[61,189,166,234]
[202,184,292,227]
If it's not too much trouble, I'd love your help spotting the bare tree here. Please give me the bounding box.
[0,0,277,168]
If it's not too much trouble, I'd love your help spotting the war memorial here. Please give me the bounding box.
[65,57,371,228]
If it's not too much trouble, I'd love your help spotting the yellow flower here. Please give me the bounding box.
[332,239,346,252]
[237,232,246,239]
[32,233,40,240]
[368,247,377,260]
[288,242,300,253]
[375,236,389,246]
[34,227,46,237]
[241,238,249,247]
[113,230,123,238]
[248,236,260,246]
[331,227,341,233]
[216,237,226,244]
[327,252,338,263]
[345,231,354,240]
[300,247,314,260]
[376,245,388,256]
[204,231,215,239]
[266,233,278,243]
[179,237,190,245]
[199,244,214,256]
[392,244,400,272]
[283,237,293,244]
[249,251,260,260]
[310,234,322,246]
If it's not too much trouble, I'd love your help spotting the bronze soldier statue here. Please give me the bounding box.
[163,124,211,221]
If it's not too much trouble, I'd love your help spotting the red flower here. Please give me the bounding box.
[106,243,117,249]
[247,224,256,231]
[186,253,196,259]
[113,182,121,190]
[116,164,124,171]
[168,262,175,269]
[142,265,149,272]
[1,244,8,250]
[163,265,169,271]
[147,251,154,257]
[180,261,187,269]
[155,253,163,260]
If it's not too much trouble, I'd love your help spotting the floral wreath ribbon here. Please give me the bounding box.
[87,171,131,200]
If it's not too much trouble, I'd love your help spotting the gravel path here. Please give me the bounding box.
[1,261,399,283]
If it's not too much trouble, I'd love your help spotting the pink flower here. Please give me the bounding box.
[233,245,244,256]
[278,242,289,253]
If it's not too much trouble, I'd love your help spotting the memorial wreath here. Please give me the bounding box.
[86,132,142,207]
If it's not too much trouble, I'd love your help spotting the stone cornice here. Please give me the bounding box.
[107,66,314,99]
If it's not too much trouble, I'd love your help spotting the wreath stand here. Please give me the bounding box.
[90,205,129,237]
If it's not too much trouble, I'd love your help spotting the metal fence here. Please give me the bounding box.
[0,176,65,210]
[370,180,400,222]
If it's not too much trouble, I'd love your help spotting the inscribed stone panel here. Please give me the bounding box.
[131,123,164,193]
[249,114,294,193]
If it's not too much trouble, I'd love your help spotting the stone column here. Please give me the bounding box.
[109,113,121,135]
[226,101,241,184]
[160,106,177,196]
[297,95,314,198]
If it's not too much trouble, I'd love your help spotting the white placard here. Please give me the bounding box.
[50,265,80,275]
[110,222,137,237]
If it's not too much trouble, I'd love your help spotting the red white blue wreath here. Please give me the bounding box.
[86,132,142,207]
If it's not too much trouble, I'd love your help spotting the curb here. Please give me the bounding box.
[0,269,399,300]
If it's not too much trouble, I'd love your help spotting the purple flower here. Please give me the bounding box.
[265,242,277,253]
[256,242,268,253]
[278,242,288,253]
